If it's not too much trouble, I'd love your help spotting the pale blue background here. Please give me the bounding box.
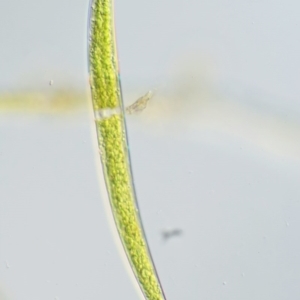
[0,1,300,299]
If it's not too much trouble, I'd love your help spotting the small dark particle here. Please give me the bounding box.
[162,229,183,241]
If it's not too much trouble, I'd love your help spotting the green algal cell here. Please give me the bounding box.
[89,0,119,110]
[88,1,166,299]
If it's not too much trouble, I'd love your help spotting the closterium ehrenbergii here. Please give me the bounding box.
[88,1,166,299]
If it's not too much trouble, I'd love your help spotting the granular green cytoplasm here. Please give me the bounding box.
[88,1,166,299]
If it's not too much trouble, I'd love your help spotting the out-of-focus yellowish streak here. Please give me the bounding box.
[1,56,300,162]
[125,57,300,162]
[0,283,13,300]
[0,90,88,114]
